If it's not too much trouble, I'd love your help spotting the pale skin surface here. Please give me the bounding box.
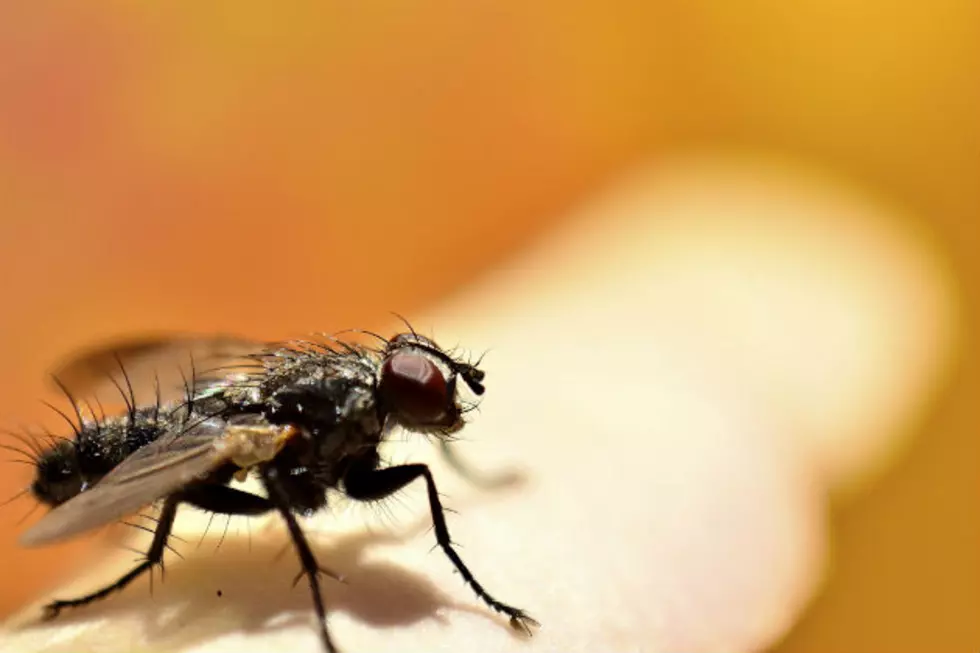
[0,156,959,653]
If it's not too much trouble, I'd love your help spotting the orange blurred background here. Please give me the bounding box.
[0,2,976,652]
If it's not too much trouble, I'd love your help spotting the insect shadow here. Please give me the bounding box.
[11,469,529,652]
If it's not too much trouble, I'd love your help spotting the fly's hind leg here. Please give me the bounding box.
[42,494,181,620]
[42,483,321,622]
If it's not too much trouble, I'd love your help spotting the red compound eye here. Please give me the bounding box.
[378,351,449,424]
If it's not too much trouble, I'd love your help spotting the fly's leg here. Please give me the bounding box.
[438,439,521,489]
[261,467,338,653]
[182,484,276,515]
[343,453,539,635]
[42,495,181,619]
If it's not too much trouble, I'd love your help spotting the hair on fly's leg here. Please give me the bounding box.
[40,495,184,620]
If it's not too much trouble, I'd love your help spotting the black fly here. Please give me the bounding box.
[14,327,538,652]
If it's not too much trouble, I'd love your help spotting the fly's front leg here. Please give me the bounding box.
[438,439,521,489]
[343,452,539,635]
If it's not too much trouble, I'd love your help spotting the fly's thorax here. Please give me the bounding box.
[193,374,264,414]
[329,382,383,457]
[338,381,382,433]
[263,371,361,423]
[259,373,381,476]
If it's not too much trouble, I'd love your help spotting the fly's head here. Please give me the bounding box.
[376,332,485,437]
[31,439,83,508]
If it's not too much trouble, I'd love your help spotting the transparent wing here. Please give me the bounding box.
[48,333,267,409]
[19,417,233,547]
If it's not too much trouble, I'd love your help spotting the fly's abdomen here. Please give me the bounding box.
[76,409,160,477]
[30,404,186,508]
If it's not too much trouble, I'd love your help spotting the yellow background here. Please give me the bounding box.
[0,2,976,651]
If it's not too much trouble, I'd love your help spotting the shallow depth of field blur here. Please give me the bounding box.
[0,3,976,652]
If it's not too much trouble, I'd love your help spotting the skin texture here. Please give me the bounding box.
[0,157,959,652]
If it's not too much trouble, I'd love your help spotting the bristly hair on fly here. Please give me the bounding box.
[2,357,212,516]
[5,321,537,653]
[219,326,490,441]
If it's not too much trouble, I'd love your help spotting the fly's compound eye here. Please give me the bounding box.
[378,351,451,425]
[386,332,485,393]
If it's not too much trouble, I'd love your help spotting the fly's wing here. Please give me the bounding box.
[19,417,233,547]
[48,333,267,409]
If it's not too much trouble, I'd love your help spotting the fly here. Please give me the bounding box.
[13,326,539,652]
